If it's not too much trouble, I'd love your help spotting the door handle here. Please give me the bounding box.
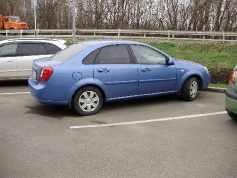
[97,68,110,73]
[7,59,14,62]
[141,68,151,72]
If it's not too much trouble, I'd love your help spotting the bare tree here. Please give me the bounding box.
[0,0,237,31]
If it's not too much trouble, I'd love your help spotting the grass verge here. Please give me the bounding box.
[149,41,237,69]
[209,83,228,88]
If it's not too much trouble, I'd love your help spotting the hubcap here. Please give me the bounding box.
[78,91,99,112]
[190,80,198,98]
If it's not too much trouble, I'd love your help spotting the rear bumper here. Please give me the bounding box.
[28,77,68,105]
[225,87,237,114]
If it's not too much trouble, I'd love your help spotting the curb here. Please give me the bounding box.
[206,87,226,93]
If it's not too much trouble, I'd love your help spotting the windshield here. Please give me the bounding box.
[9,17,21,22]
[52,43,88,62]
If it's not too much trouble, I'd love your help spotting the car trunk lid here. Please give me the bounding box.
[32,57,61,83]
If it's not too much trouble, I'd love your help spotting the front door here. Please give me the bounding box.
[130,45,177,95]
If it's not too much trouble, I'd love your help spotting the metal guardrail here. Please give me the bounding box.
[0,29,237,42]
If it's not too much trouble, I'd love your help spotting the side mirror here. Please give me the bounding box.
[165,57,174,65]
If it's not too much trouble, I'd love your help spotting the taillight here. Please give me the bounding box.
[40,67,53,82]
[229,71,237,84]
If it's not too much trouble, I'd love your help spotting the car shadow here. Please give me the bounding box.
[102,94,181,111]
[25,94,181,119]
[230,119,237,124]
[25,105,78,120]
[0,80,28,87]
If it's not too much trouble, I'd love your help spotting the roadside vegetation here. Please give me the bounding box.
[1,1,236,32]
[150,42,236,69]
[209,83,228,88]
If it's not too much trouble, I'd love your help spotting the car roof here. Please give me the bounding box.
[81,40,144,47]
[76,40,171,59]
[0,38,66,45]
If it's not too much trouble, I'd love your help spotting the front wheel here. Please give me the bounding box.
[72,86,103,116]
[227,111,237,120]
[181,77,199,101]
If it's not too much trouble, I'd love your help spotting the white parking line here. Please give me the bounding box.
[0,91,30,96]
[70,111,227,129]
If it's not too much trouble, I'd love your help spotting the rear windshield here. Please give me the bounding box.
[52,43,88,62]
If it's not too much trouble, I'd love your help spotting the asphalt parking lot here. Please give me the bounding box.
[0,81,237,178]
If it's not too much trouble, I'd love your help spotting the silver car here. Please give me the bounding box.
[0,38,66,80]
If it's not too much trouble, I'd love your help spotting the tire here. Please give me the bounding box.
[72,86,103,116]
[181,77,199,101]
[227,111,237,120]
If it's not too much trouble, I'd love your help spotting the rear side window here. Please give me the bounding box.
[95,45,131,64]
[42,43,61,54]
[53,43,88,62]
[18,43,48,56]
[83,48,100,64]
[0,43,17,57]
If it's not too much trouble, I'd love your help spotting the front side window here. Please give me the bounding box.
[95,45,131,64]
[18,43,48,56]
[130,45,167,64]
[0,43,17,57]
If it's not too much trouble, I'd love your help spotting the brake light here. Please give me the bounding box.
[40,67,53,82]
[229,71,237,84]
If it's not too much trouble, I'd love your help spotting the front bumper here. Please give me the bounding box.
[225,87,237,115]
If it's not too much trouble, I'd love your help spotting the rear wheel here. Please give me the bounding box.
[181,77,199,101]
[72,86,103,116]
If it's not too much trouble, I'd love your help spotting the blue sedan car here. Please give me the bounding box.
[28,40,210,116]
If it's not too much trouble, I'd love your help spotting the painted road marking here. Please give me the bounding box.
[70,111,227,129]
[0,92,30,96]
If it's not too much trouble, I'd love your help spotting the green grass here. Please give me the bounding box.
[149,42,237,69]
[209,83,228,88]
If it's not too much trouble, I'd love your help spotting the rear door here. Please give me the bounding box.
[16,42,50,79]
[93,45,139,99]
[0,43,18,79]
